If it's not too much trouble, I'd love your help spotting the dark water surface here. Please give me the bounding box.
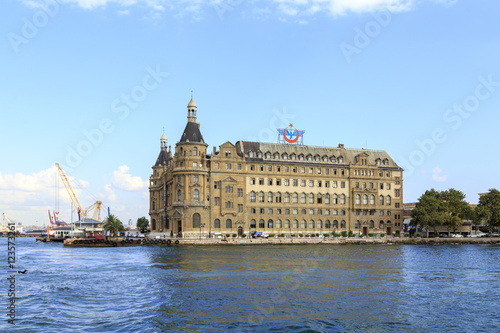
[2,238,500,332]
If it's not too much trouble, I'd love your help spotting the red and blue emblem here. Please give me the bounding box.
[284,124,299,143]
[277,124,304,145]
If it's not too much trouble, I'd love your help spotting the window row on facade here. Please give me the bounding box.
[248,207,397,217]
[207,218,394,230]
[248,191,394,205]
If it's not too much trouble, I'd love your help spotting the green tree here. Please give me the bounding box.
[411,189,446,236]
[476,189,500,234]
[103,214,125,235]
[136,216,149,234]
[441,188,471,234]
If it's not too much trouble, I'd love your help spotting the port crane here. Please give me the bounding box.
[55,163,103,221]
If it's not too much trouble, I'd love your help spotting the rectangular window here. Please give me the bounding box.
[285,166,289,172]
[333,169,337,175]
[309,180,314,187]
[268,179,273,185]
[284,179,289,186]
[276,179,281,186]
[318,209,322,215]
[309,168,313,174]
[285,209,290,214]
[309,209,314,215]
[277,166,281,172]
[318,181,322,187]
[268,208,273,214]
[237,188,243,197]
[293,179,298,186]
[237,164,242,170]
[395,189,400,197]
[193,162,198,167]
[259,165,264,171]
[387,211,391,216]
[317,168,321,174]
[251,165,255,171]
[301,180,306,187]
[194,175,199,182]
[380,183,384,190]
[215,163,219,169]
[362,182,366,189]
[370,182,374,189]
[238,204,243,212]
[355,182,359,188]
[251,208,256,214]
[301,167,305,173]
[293,209,298,215]
[259,178,264,185]
[341,169,345,176]
[214,197,220,206]
[268,166,272,172]
[250,178,255,185]
[341,182,345,188]
[225,163,231,169]
[293,167,297,173]
[333,181,337,188]
[386,183,391,190]
[214,181,220,189]
[325,209,330,215]
[325,181,330,187]
[260,208,265,214]
[277,209,281,214]
[325,168,329,175]
[395,203,400,208]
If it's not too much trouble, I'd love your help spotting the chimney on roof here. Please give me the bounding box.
[213,146,217,155]
[338,144,344,149]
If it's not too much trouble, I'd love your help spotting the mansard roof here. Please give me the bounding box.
[154,150,168,167]
[179,122,205,143]
[235,141,401,169]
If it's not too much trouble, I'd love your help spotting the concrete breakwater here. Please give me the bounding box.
[64,237,500,247]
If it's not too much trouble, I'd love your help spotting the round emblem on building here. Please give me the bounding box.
[284,124,299,143]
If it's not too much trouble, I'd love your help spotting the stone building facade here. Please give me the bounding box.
[149,99,404,238]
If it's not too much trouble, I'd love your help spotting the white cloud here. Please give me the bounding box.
[111,165,148,191]
[18,0,456,18]
[431,166,448,183]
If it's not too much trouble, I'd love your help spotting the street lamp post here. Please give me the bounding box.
[200,223,205,240]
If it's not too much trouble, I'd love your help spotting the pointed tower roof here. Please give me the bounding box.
[180,97,205,143]
[188,98,197,107]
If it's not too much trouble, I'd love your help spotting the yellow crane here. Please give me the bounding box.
[55,163,103,221]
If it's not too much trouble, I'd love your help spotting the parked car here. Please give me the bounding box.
[451,233,463,238]
[467,233,486,238]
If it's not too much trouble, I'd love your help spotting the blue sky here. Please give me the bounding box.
[1,0,499,227]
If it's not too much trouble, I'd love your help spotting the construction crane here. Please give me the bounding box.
[55,163,103,221]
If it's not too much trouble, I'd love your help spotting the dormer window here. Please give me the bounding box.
[330,156,336,163]
[265,152,271,159]
[338,156,343,163]
[249,151,254,158]
[258,152,262,158]
[306,154,312,161]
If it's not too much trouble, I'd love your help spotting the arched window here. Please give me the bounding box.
[177,190,182,201]
[369,220,374,228]
[152,219,156,230]
[259,191,264,202]
[276,220,282,228]
[325,220,331,228]
[276,192,282,203]
[333,220,338,228]
[341,220,346,228]
[214,219,220,228]
[309,220,314,229]
[285,219,290,228]
[317,193,322,204]
[250,219,256,228]
[268,191,273,203]
[293,220,298,228]
[301,193,306,204]
[285,192,290,203]
[293,193,298,203]
[340,194,346,205]
[355,220,360,229]
[386,195,391,205]
[379,221,384,229]
[259,219,265,228]
[379,195,384,205]
[356,194,361,205]
[268,219,273,228]
[363,194,368,205]
[193,213,200,228]
[370,195,375,205]
[325,193,330,204]
[193,189,199,201]
[301,220,307,229]
[332,194,338,204]
[250,191,256,202]
[309,193,314,204]
[317,220,322,229]
[226,219,232,229]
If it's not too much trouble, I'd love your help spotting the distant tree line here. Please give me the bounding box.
[411,188,500,234]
